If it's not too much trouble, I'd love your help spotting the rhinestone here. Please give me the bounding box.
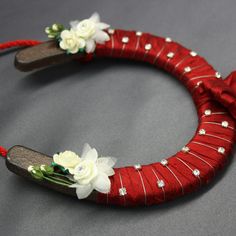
[221,121,229,128]
[199,129,206,135]
[184,66,191,73]
[204,109,211,116]
[161,159,168,166]
[215,72,221,78]
[122,36,129,43]
[157,179,165,188]
[108,28,115,34]
[136,31,142,36]
[145,43,152,50]
[182,146,190,153]
[190,51,197,57]
[119,187,127,196]
[193,169,200,177]
[165,37,172,42]
[134,164,142,170]
[167,52,174,58]
[218,147,225,154]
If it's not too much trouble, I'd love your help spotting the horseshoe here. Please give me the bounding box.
[4,28,236,206]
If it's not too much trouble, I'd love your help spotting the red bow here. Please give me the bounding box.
[201,71,236,121]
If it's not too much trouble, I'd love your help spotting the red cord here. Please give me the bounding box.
[0,39,41,158]
[0,40,41,50]
[0,146,7,158]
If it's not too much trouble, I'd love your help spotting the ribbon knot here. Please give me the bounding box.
[201,71,236,120]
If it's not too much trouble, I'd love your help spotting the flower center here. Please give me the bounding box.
[77,166,84,172]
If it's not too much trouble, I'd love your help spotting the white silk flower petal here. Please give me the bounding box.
[84,148,98,162]
[81,143,92,159]
[70,183,93,199]
[89,12,100,23]
[85,39,96,53]
[92,173,111,193]
[93,30,110,44]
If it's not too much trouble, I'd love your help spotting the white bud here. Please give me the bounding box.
[27,165,34,172]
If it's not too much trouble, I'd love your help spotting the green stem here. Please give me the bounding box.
[53,172,70,178]
[49,175,74,185]
[43,176,70,187]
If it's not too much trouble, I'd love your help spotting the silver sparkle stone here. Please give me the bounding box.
[145,43,152,50]
[157,179,165,188]
[193,169,200,177]
[184,66,191,73]
[134,164,142,170]
[199,129,206,135]
[165,37,172,42]
[204,109,212,116]
[190,51,197,57]
[108,28,115,34]
[182,146,190,153]
[221,121,229,128]
[218,147,225,154]
[215,72,221,79]
[161,159,168,166]
[122,36,129,43]
[119,187,127,196]
[136,31,142,36]
[167,52,174,58]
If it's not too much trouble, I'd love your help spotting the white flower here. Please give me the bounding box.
[53,150,81,174]
[70,12,110,53]
[70,143,116,199]
[59,29,86,54]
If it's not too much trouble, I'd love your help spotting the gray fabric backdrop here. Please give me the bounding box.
[1,0,236,235]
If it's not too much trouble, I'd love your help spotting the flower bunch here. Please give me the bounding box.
[45,23,64,39]
[28,164,74,186]
[45,12,110,54]
[52,144,116,199]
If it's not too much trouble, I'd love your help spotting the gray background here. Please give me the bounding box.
[0,0,236,235]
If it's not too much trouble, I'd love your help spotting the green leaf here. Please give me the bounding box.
[51,162,69,174]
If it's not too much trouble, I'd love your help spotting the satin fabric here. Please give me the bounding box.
[84,29,236,206]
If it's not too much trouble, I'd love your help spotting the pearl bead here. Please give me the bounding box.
[182,146,190,153]
[218,147,225,154]
[221,121,229,128]
[157,180,165,188]
[134,164,142,170]
[193,169,200,177]
[165,37,172,42]
[199,129,206,135]
[145,43,152,50]
[119,187,127,196]
[161,159,168,166]
[108,29,115,34]
[167,52,174,58]
[184,66,191,73]
[136,31,142,36]
[190,51,197,57]
[204,109,211,116]
[215,72,221,79]
[122,36,129,43]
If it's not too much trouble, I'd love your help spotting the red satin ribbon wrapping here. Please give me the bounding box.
[91,30,236,206]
